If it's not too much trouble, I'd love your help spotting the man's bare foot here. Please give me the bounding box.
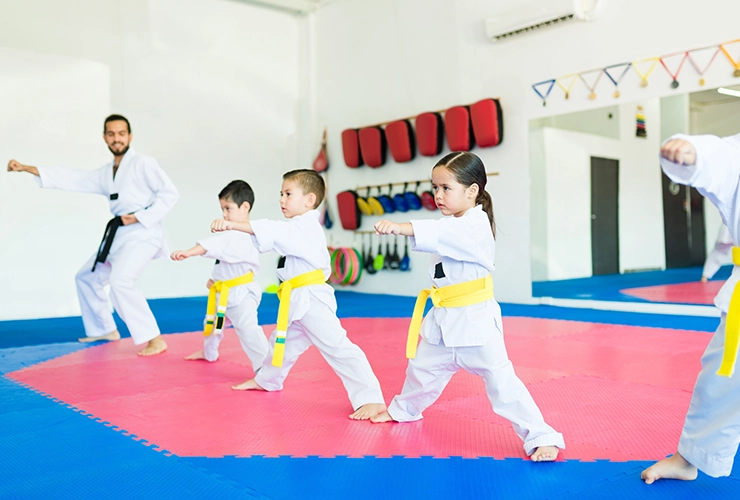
[232,378,266,391]
[641,452,698,484]
[138,336,168,357]
[184,350,208,361]
[370,410,396,423]
[78,330,120,343]
[349,403,387,420]
[531,446,559,462]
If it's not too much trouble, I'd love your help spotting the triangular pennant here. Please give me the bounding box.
[532,80,556,106]
[687,46,721,86]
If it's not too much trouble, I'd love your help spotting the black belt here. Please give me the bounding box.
[92,216,124,272]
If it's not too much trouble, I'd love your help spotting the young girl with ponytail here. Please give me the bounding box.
[372,151,564,462]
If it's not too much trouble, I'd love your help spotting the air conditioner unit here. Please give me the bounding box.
[485,0,600,42]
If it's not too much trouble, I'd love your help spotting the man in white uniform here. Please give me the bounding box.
[7,115,179,356]
[643,133,740,483]
[701,224,733,282]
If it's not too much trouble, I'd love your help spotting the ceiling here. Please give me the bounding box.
[690,84,740,105]
[232,0,341,14]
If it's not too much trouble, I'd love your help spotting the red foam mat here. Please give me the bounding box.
[620,281,724,304]
[8,317,710,461]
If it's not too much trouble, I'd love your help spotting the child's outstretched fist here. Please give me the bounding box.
[211,218,233,232]
[661,139,697,166]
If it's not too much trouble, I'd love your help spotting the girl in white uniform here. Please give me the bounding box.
[643,133,740,483]
[211,170,386,420]
[171,180,268,373]
[372,152,565,462]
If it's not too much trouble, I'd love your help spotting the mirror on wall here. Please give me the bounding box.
[529,84,740,303]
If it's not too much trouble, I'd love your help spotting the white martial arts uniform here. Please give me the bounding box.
[387,205,565,456]
[702,224,734,280]
[249,210,384,410]
[196,231,268,369]
[35,148,179,345]
[661,132,740,477]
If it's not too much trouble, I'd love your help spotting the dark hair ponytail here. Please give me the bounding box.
[433,151,496,238]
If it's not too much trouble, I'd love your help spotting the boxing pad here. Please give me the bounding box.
[385,119,416,163]
[359,126,387,168]
[336,190,362,230]
[470,99,504,147]
[415,112,444,156]
[444,106,473,152]
[341,129,363,168]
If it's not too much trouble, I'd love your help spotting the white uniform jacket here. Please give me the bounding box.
[410,205,503,347]
[196,231,262,306]
[250,210,334,324]
[35,148,179,258]
[661,133,740,313]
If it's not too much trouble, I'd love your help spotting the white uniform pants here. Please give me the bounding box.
[702,242,733,280]
[255,301,384,410]
[75,242,161,345]
[679,314,740,477]
[203,295,269,370]
[388,335,565,456]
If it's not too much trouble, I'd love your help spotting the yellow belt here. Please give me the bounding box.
[406,274,494,359]
[273,269,327,367]
[203,272,254,337]
[718,247,740,377]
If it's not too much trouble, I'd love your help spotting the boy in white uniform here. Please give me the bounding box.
[210,169,386,420]
[171,180,268,374]
[7,115,178,356]
[643,133,740,483]
[372,152,565,462]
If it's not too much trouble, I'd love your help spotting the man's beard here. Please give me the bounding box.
[108,144,130,157]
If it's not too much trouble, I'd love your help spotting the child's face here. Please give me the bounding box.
[279,179,315,219]
[431,166,478,218]
[219,197,250,222]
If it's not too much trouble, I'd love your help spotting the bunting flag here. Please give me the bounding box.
[632,58,661,88]
[687,46,721,86]
[579,69,604,100]
[555,74,579,100]
[720,39,740,77]
[532,79,556,106]
[532,37,740,104]
[604,63,632,98]
[660,52,689,89]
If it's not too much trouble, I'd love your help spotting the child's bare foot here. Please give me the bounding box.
[232,378,266,391]
[701,276,709,283]
[184,350,208,361]
[349,403,387,420]
[78,330,120,343]
[641,452,698,484]
[531,446,559,462]
[370,410,396,423]
[138,336,168,356]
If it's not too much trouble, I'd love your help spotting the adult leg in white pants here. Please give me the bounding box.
[75,253,118,340]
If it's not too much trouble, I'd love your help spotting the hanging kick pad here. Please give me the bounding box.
[336,190,362,230]
[415,112,444,156]
[341,129,363,168]
[444,106,473,151]
[470,98,504,147]
[359,126,387,168]
[385,119,416,163]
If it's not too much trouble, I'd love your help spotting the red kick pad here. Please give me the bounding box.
[620,281,723,304]
[444,106,473,152]
[9,318,709,461]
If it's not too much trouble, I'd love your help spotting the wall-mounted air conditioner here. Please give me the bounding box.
[485,0,600,43]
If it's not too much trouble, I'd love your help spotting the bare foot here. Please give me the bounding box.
[641,452,698,484]
[701,276,709,283]
[349,403,387,420]
[184,350,208,361]
[78,330,120,343]
[137,336,168,357]
[370,410,396,423]
[232,378,266,391]
[531,446,559,462]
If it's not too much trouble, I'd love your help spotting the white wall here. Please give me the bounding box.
[0,0,303,320]
[313,0,740,299]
